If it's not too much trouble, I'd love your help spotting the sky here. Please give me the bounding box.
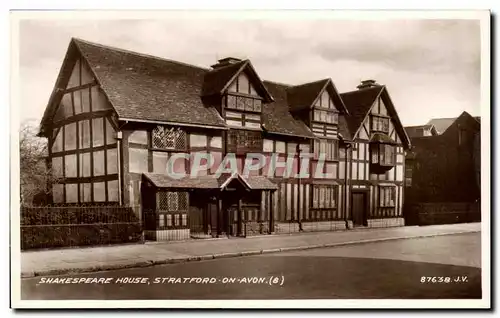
[17,15,482,127]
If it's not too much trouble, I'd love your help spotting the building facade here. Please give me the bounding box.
[38,38,411,241]
[404,111,481,204]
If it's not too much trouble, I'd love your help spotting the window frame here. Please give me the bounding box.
[151,125,187,151]
[371,115,390,133]
[314,138,339,161]
[312,108,339,124]
[311,185,338,209]
[370,143,395,166]
[379,186,396,207]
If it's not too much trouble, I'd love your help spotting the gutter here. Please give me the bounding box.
[119,117,228,130]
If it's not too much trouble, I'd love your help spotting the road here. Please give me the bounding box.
[21,232,481,300]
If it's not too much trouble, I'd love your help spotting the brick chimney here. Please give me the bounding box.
[356,79,379,90]
[211,57,243,69]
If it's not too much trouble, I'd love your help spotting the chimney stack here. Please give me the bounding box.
[356,79,379,90]
[211,57,242,69]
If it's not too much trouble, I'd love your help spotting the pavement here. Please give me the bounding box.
[19,222,481,278]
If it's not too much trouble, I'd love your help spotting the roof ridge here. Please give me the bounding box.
[207,59,248,73]
[72,37,211,72]
[291,78,329,88]
[340,85,384,96]
[263,79,293,88]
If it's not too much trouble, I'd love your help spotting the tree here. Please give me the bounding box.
[19,121,56,206]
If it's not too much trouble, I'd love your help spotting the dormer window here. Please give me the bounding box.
[372,115,390,133]
[228,72,258,97]
[226,95,262,113]
[312,89,339,124]
[313,109,338,124]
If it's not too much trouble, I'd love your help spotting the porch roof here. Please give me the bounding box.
[370,132,397,145]
[143,173,278,191]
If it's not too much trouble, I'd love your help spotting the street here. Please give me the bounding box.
[21,232,481,300]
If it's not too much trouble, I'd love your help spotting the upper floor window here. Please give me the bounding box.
[226,95,262,113]
[152,126,187,151]
[372,115,390,133]
[313,109,338,124]
[371,143,395,166]
[314,138,339,161]
[227,129,263,153]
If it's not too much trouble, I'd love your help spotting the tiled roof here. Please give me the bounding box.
[41,38,409,147]
[370,132,396,144]
[340,86,384,136]
[201,61,246,96]
[404,124,434,138]
[262,81,316,138]
[143,173,277,190]
[426,118,456,134]
[74,39,227,128]
[287,79,329,111]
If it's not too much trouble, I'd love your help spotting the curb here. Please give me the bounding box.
[21,230,479,278]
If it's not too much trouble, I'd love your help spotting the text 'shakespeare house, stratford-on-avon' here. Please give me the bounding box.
[38,38,411,241]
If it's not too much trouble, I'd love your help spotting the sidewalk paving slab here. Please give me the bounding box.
[20,222,481,278]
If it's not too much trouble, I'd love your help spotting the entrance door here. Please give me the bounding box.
[351,192,367,226]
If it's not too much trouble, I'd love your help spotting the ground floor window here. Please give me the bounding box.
[311,185,337,209]
[158,191,188,211]
[379,186,396,207]
[155,191,189,229]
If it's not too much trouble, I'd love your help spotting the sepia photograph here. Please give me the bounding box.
[10,9,490,309]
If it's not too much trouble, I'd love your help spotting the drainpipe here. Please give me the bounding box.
[296,143,303,231]
[344,142,351,229]
[117,131,123,206]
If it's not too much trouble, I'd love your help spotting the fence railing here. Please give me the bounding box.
[21,205,143,250]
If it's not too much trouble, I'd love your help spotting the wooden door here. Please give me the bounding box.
[352,192,367,226]
[208,202,218,237]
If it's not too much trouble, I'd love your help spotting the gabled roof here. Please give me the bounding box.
[427,111,481,135]
[404,124,437,138]
[74,39,228,128]
[202,60,274,102]
[287,78,348,114]
[426,117,456,134]
[262,81,316,139]
[340,86,384,136]
[340,85,411,149]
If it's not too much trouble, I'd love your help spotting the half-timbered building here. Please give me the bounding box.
[38,38,410,241]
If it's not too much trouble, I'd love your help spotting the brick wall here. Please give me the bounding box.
[405,202,480,226]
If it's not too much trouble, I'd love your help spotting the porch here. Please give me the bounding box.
[141,172,278,241]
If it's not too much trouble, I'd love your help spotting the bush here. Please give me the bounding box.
[21,205,143,250]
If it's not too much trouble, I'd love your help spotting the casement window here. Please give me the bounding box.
[313,109,338,124]
[405,165,413,187]
[311,185,337,209]
[226,129,263,153]
[379,186,396,207]
[371,115,390,133]
[158,191,188,212]
[156,191,189,229]
[152,125,187,150]
[314,139,339,161]
[370,143,395,166]
[226,95,262,113]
